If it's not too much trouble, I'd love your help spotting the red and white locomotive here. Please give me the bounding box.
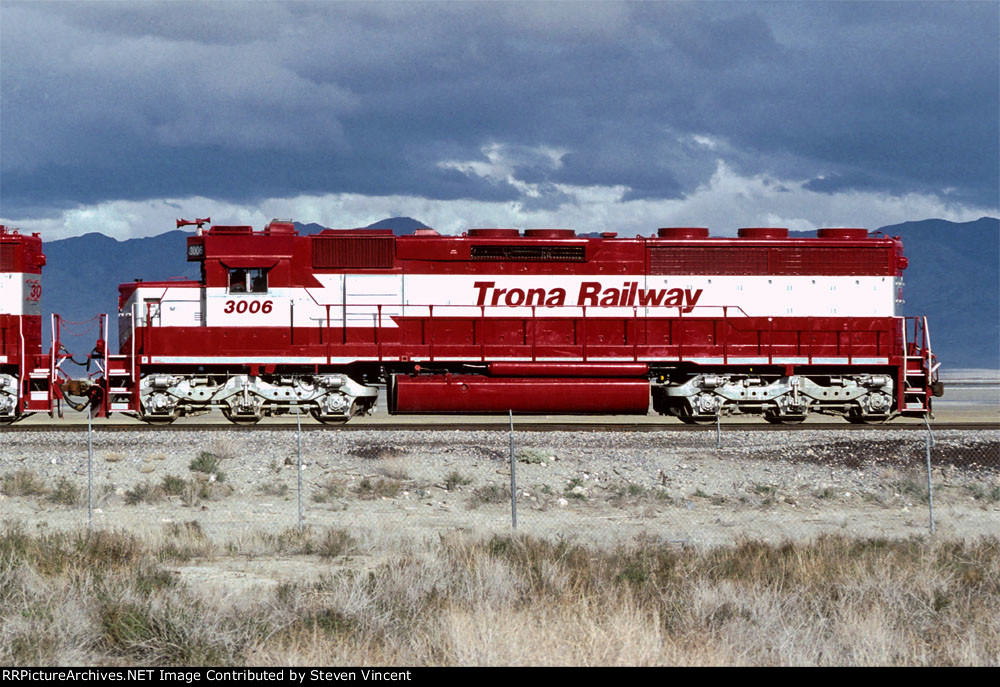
[89,220,940,424]
[0,225,65,423]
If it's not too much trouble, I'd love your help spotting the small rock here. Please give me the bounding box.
[557,498,569,508]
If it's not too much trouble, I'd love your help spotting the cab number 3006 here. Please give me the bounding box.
[223,299,273,314]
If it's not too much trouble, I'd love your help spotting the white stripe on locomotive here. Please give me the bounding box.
[119,273,897,332]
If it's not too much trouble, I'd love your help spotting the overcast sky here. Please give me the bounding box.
[1,1,997,240]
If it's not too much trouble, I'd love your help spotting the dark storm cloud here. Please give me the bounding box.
[1,1,996,217]
[804,173,883,194]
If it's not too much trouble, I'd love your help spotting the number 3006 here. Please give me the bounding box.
[223,299,273,314]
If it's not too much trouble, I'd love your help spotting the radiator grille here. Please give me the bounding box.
[769,247,891,275]
[649,246,892,275]
[0,244,14,272]
[649,247,767,274]
[471,245,586,262]
[312,236,395,269]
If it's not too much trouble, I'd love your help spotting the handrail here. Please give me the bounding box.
[49,313,57,387]
[131,302,137,381]
[923,315,940,379]
[129,297,756,317]
[17,315,24,406]
[125,299,900,366]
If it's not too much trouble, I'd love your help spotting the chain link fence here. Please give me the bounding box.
[1,417,997,547]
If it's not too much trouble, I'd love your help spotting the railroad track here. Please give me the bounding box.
[2,421,995,433]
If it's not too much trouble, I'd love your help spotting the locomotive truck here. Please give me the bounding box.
[77,220,940,425]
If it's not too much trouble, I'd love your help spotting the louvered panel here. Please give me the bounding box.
[312,237,395,268]
[470,245,586,262]
[770,247,891,275]
[0,244,14,272]
[648,247,767,275]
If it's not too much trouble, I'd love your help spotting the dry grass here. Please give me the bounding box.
[259,479,290,498]
[354,478,402,500]
[375,459,411,481]
[444,471,473,491]
[467,484,510,509]
[0,522,997,666]
[2,469,48,497]
[206,437,237,462]
[189,453,226,482]
[47,478,83,507]
[311,477,347,503]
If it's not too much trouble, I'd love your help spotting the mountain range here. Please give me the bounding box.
[39,216,999,371]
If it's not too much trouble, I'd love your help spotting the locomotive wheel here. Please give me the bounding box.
[846,413,890,425]
[764,407,807,424]
[764,415,806,425]
[141,413,178,425]
[222,408,262,425]
[310,408,350,425]
[679,416,717,425]
[677,407,717,425]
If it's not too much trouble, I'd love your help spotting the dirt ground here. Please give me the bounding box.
[1,427,998,594]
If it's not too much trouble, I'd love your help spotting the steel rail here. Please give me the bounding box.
[1,421,995,433]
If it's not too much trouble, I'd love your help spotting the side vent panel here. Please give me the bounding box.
[0,244,13,272]
[312,236,395,269]
[649,247,767,275]
[769,247,892,276]
[470,245,586,262]
[649,246,893,276]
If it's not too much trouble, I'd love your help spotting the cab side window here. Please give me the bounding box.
[228,268,248,294]
[228,268,268,294]
[248,268,268,293]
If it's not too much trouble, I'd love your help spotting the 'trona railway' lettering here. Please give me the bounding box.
[472,281,703,312]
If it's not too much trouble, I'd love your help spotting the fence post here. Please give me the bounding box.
[509,410,517,530]
[88,403,93,534]
[924,414,935,535]
[297,407,303,533]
